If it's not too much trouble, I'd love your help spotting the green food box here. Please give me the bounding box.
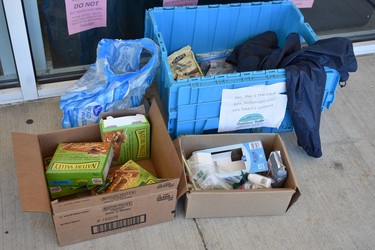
[45,142,114,186]
[100,114,150,165]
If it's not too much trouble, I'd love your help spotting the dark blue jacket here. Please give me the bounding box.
[227,31,357,158]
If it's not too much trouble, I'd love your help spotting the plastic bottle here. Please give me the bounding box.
[247,173,272,188]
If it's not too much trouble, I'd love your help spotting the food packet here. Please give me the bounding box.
[200,58,235,76]
[168,45,203,80]
[196,49,235,76]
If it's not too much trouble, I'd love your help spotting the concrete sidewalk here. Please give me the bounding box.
[1,54,374,250]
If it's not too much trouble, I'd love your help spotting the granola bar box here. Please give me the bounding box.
[45,142,114,186]
[99,114,150,165]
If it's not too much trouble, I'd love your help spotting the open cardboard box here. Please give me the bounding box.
[175,133,301,218]
[11,99,184,246]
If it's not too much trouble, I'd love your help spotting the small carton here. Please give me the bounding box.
[100,114,150,165]
[192,140,268,178]
[45,142,114,186]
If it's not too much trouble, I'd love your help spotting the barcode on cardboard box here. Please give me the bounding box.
[250,141,262,150]
[91,214,146,234]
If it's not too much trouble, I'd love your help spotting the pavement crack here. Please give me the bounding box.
[193,218,208,250]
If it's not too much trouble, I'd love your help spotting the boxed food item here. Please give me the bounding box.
[44,156,96,199]
[190,140,268,178]
[45,142,113,186]
[11,100,183,246]
[100,114,150,164]
[176,133,300,218]
[95,160,158,194]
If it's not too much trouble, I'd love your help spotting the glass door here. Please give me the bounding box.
[28,0,161,83]
[301,0,375,41]
[1,0,37,104]
[0,0,17,88]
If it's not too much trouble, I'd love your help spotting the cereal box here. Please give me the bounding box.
[45,142,114,186]
[100,114,150,165]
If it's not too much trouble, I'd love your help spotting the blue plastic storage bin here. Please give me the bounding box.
[145,1,341,137]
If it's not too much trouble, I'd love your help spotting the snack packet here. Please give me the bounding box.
[95,160,158,194]
[168,45,203,80]
[200,58,235,76]
[196,49,235,76]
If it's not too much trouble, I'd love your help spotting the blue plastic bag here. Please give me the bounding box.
[60,38,159,128]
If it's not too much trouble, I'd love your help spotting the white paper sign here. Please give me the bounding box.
[291,0,314,8]
[218,82,288,132]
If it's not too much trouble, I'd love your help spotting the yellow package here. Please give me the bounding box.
[168,45,203,80]
[95,160,158,194]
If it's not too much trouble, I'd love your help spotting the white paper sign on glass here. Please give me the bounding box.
[65,0,107,35]
[291,0,315,8]
[218,82,288,132]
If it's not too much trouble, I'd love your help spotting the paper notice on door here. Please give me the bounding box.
[218,82,288,132]
[163,0,198,6]
[291,0,314,8]
[65,0,107,35]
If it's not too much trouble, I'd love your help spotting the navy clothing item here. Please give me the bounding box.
[227,32,357,158]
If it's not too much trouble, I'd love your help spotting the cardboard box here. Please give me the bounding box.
[100,114,151,164]
[11,100,183,246]
[176,133,301,218]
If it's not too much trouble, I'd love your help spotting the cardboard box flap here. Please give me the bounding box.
[12,125,103,213]
[148,99,182,182]
[184,188,296,218]
[173,139,188,199]
[12,132,51,213]
[51,178,179,214]
[100,104,146,119]
[179,134,277,156]
[287,186,301,211]
[38,124,101,158]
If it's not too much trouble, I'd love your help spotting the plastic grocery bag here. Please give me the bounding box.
[60,38,159,128]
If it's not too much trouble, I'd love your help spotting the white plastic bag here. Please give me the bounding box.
[60,38,159,128]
